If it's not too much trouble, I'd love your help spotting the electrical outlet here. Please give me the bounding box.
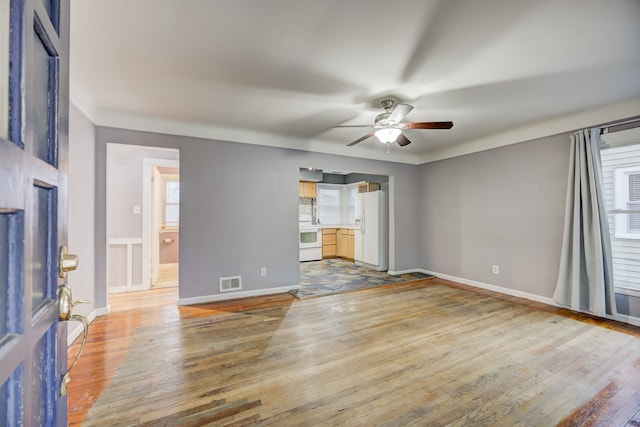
[133,205,141,215]
[261,267,267,276]
[492,265,500,274]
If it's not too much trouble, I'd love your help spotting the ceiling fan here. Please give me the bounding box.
[334,99,453,150]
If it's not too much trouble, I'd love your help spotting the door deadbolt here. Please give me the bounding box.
[59,246,78,278]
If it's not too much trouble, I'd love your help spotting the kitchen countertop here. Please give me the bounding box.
[300,223,357,230]
[319,224,357,230]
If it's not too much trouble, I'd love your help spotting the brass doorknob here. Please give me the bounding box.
[59,246,79,278]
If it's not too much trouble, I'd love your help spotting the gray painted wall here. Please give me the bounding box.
[418,134,571,298]
[68,104,96,320]
[95,126,422,304]
[418,132,640,319]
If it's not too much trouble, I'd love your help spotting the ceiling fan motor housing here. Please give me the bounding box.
[375,112,392,126]
[380,99,395,111]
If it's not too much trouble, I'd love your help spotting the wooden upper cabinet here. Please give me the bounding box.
[357,182,380,193]
[299,181,317,198]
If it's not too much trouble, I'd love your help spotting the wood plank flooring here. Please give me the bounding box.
[67,279,640,426]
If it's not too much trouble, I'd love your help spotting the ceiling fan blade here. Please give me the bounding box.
[388,104,413,124]
[333,124,373,128]
[407,121,453,129]
[347,133,374,146]
[396,133,412,147]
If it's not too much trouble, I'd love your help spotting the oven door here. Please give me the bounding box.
[299,228,321,249]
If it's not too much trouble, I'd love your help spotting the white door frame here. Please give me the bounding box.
[142,158,180,289]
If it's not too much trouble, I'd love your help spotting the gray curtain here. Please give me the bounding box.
[554,128,617,317]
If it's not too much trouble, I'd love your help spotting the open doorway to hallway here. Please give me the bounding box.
[148,161,180,288]
[106,143,180,297]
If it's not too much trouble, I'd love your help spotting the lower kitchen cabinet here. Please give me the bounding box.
[322,228,337,258]
[336,228,355,260]
[337,229,348,258]
[323,228,354,260]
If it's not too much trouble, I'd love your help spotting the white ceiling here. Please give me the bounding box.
[69,0,640,164]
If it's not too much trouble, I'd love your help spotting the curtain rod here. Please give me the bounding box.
[601,116,640,133]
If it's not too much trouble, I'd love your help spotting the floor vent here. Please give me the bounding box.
[219,276,242,292]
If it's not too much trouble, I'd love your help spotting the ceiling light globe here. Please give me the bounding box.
[375,128,401,143]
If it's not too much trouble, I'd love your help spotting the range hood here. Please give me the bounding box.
[299,168,323,182]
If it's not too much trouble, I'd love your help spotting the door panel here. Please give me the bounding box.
[31,183,57,313]
[0,210,24,340]
[30,325,57,424]
[1,365,23,425]
[0,0,70,425]
[38,0,60,33]
[32,16,59,166]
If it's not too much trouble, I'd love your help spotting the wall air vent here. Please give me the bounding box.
[219,276,242,292]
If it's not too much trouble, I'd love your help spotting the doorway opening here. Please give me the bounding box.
[296,169,404,298]
[106,144,180,296]
[145,159,180,288]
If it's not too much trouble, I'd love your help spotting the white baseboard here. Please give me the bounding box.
[96,305,110,316]
[388,268,424,275]
[178,285,300,306]
[108,285,144,293]
[419,269,558,307]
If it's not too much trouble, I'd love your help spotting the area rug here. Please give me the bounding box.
[292,258,434,299]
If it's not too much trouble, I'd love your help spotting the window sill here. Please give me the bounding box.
[613,234,640,240]
[615,286,640,298]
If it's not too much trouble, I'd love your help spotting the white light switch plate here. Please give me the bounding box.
[133,205,141,215]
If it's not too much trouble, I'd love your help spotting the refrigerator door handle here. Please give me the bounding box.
[361,210,365,234]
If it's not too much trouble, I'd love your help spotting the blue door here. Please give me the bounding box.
[0,0,71,425]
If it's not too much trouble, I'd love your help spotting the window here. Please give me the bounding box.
[345,184,358,225]
[316,182,367,225]
[316,184,342,225]
[164,180,179,227]
[601,127,640,295]
[613,166,640,239]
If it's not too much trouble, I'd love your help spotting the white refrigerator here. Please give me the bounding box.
[354,190,388,271]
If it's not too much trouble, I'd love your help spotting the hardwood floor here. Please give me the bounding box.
[68,279,640,426]
[153,265,179,288]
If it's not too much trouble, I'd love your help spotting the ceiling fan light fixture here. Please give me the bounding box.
[375,128,401,143]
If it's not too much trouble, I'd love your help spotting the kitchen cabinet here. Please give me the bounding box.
[322,228,337,258]
[299,181,317,198]
[357,182,380,193]
[337,229,348,258]
[347,229,355,260]
[335,228,355,260]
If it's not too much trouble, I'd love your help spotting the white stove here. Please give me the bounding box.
[299,215,322,261]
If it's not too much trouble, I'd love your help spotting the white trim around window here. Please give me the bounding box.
[613,165,640,239]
